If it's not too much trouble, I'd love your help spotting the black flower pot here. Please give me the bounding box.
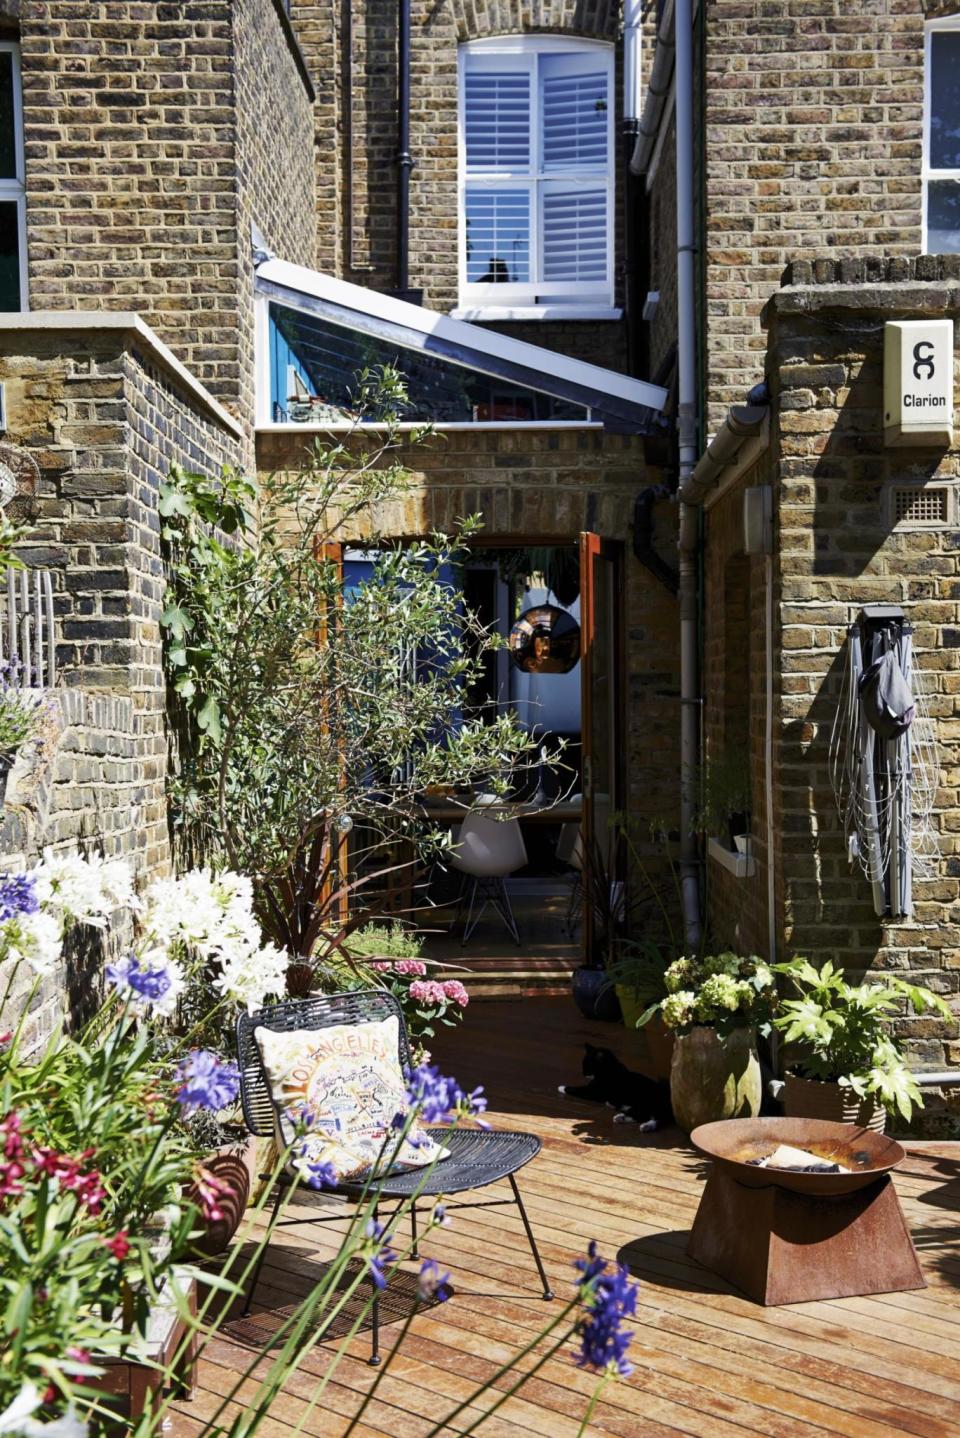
[571,967,622,1022]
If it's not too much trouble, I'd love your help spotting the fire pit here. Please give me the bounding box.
[687,1118,925,1305]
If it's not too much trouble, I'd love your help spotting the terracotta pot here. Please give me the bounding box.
[187,1137,256,1257]
[670,1025,761,1134]
[782,1073,886,1133]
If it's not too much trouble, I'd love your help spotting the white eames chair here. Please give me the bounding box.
[449,811,528,945]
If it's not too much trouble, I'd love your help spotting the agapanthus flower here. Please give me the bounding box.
[301,1155,339,1191]
[105,951,185,1018]
[33,851,137,929]
[363,1217,397,1290]
[175,1050,241,1113]
[4,909,64,978]
[0,873,38,922]
[405,1063,488,1126]
[417,1258,453,1304]
[573,1241,638,1377]
[441,980,469,1007]
[0,1383,88,1438]
[103,1231,130,1262]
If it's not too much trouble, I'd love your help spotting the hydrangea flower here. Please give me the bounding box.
[660,990,696,1030]
[663,957,693,994]
[408,979,448,1006]
[405,1063,488,1126]
[417,1258,453,1304]
[105,952,185,1018]
[698,972,742,1014]
[0,874,38,922]
[573,1241,638,1377]
[175,1050,241,1114]
[441,980,469,1007]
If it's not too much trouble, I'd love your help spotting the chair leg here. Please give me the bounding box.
[508,1173,553,1300]
[448,874,469,935]
[460,878,482,945]
[410,1198,420,1261]
[242,1181,284,1316]
[492,877,521,945]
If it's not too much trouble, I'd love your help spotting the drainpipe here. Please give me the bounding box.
[674,0,701,952]
[397,0,412,297]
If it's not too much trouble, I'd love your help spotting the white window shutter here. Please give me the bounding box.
[464,69,531,171]
[540,57,609,172]
[542,188,608,282]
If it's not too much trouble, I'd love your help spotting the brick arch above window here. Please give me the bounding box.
[452,0,620,44]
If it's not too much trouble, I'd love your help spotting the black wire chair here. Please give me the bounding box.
[235,989,553,1364]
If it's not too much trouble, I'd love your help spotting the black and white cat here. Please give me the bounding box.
[559,1042,673,1132]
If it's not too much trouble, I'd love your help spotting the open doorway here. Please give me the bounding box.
[367,533,625,995]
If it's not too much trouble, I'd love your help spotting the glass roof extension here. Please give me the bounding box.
[254,259,669,433]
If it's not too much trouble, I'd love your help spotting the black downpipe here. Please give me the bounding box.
[396,0,413,298]
[632,484,679,595]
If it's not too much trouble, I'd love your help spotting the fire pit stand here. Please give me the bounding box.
[687,1118,926,1306]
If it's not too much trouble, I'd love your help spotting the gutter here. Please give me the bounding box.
[679,404,769,507]
[629,0,675,177]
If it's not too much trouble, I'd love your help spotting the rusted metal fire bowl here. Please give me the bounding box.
[690,1116,905,1197]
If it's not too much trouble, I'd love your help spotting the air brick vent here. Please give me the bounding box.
[890,484,951,529]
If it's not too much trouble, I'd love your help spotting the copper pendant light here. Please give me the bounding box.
[508,604,580,675]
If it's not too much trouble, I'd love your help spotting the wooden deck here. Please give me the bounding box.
[171,1000,960,1438]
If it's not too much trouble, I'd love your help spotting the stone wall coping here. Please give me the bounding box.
[255,420,606,434]
[0,312,246,441]
[268,0,316,103]
[770,282,960,319]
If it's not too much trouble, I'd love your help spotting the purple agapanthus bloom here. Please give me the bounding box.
[175,1050,241,1114]
[404,1063,489,1126]
[417,1258,453,1304]
[107,954,173,1004]
[0,873,38,922]
[573,1241,638,1378]
[363,1216,397,1291]
[300,1151,339,1191]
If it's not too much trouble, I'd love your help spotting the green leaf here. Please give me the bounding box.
[160,604,193,641]
[197,694,222,741]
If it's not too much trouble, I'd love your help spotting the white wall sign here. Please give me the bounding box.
[884,319,954,446]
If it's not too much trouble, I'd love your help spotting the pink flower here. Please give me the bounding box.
[192,1165,232,1224]
[394,959,427,977]
[103,1230,130,1262]
[0,1031,11,1048]
[408,979,447,1006]
[369,961,394,972]
[442,980,469,1007]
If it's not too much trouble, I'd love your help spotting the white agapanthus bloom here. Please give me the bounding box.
[0,1385,87,1438]
[215,939,288,1012]
[33,851,137,929]
[7,909,65,977]
[141,868,287,1012]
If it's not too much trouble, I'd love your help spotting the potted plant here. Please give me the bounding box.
[604,938,674,1077]
[570,829,624,1022]
[182,1104,257,1259]
[697,746,752,852]
[771,957,952,1131]
[641,951,775,1132]
[346,922,470,1062]
[0,680,45,805]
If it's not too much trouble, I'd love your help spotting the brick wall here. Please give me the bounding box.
[0,317,244,1044]
[289,0,630,374]
[256,423,682,853]
[19,0,315,426]
[767,260,960,1098]
[703,0,925,436]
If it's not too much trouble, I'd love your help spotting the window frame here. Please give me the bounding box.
[456,35,616,320]
[923,17,960,255]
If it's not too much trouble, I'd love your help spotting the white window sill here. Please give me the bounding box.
[707,836,756,880]
[449,305,623,323]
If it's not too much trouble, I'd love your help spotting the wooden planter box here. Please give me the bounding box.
[94,1268,198,1422]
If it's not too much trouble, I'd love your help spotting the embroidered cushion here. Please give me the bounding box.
[254,1015,448,1185]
